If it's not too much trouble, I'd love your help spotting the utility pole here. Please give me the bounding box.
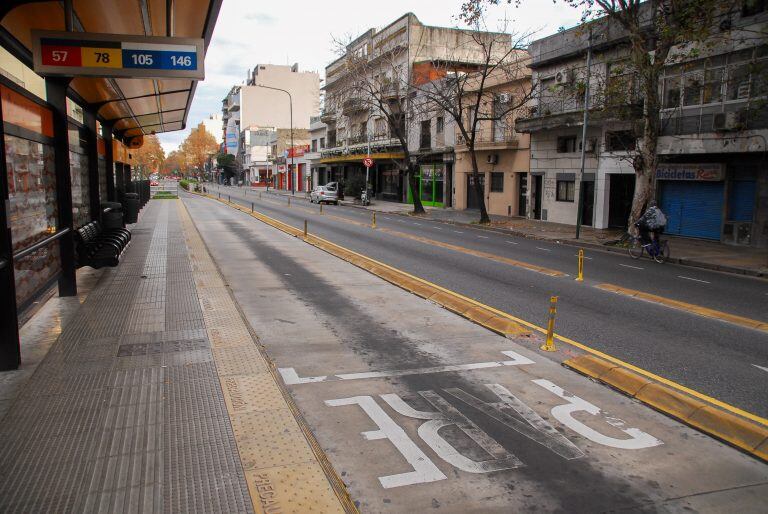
[575,27,593,240]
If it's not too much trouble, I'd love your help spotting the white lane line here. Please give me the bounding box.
[507,240,519,245]
[677,276,711,284]
[433,227,442,230]
[278,350,535,385]
[413,222,422,226]
[536,247,551,252]
[478,235,489,239]
[574,254,593,260]
[619,264,644,270]
[752,364,768,374]
[454,230,464,234]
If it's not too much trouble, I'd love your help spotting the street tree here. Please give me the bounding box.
[412,23,533,224]
[162,150,186,176]
[330,36,427,214]
[180,123,219,179]
[132,134,165,179]
[460,0,743,228]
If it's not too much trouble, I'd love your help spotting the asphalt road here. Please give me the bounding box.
[201,184,768,418]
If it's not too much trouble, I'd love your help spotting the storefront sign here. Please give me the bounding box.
[32,31,204,79]
[656,163,723,181]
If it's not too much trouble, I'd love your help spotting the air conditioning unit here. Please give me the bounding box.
[487,154,499,165]
[712,111,743,131]
[497,93,511,104]
[554,68,573,85]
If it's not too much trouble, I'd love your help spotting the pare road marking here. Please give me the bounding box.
[278,350,534,385]
[326,382,662,489]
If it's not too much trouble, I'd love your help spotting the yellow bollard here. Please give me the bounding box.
[320,203,323,215]
[372,211,377,229]
[304,219,308,239]
[540,296,558,352]
[577,249,584,282]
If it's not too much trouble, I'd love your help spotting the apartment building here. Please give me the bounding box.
[516,4,768,247]
[321,13,511,204]
[221,63,320,173]
[306,117,327,189]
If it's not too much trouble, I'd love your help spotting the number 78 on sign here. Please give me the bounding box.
[33,31,204,79]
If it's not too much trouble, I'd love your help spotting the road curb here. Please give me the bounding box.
[563,354,768,462]
[198,192,530,339]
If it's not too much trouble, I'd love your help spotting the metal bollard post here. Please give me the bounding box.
[540,296,558,352]
[372,212,377,229]
[304,220,308,239]
[288,197,291,207]
[251,202,254,213]
[259,192,262,200]
[320,203,323,215]
[218,192,221,199]
[228,194,230,203]
[577,249,584,282]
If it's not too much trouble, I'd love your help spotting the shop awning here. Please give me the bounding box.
[1,0,221,137]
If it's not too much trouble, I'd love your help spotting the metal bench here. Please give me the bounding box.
[74,221,131,269]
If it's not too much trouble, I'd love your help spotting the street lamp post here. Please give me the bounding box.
[255,84,294,195]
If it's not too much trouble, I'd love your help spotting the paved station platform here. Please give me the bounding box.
[0,200,352,514]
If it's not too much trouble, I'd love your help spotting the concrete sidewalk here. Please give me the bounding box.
[242,185,768,278]
[0,199,352,513]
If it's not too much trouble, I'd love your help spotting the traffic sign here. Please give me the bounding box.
[32,31,205,79]
[363,157,374,168]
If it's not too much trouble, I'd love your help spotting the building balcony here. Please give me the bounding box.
[380,82,400,101]
[342,97,368,116]
[320,108,336,124]
[455,128,519,151]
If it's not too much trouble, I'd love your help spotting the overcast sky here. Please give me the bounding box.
[158,0,583,154]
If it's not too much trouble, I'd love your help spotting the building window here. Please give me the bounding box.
[420,120,431,149]
[311,139,317,152]
[557,136,577,153]
[556,180,575,202]
[605,131,636,152]
[436,116,444,134]
[319,137,325,149]
[490,172,504,192]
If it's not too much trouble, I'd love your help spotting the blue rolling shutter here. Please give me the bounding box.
[728,180,756,222]
[660,181,724,240]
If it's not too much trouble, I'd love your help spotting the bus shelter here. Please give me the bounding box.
[0,0,222,370]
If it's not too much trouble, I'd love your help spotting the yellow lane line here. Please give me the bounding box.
[204,193,768,427]
[596,283,768,334]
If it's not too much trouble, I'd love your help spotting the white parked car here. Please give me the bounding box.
[310,185,339,205]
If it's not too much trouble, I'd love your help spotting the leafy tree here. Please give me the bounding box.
[162,150,186,176]
[461,0,742,229]
[180,123,219,178]
[132,134,165,179]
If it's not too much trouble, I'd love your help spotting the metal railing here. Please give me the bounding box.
[12,228,71,261]
[456,127,518,146]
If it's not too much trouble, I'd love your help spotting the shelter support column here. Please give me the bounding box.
[46,77,77,297]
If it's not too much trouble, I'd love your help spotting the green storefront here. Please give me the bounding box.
[407,164,445,207]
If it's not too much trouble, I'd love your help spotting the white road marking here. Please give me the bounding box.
[752,364,768,374]
[278,350,535,385]
[575,254,593,260]
[533,379,663,450]
[478,235,489,239]
[619,264,644,270]
[325,396,446,488]
[412,222,422,226]
[536,247,551,252]
[453,231,464,234]
[433,227,442,230]
[506,240,519,245]
[677,276,710,284]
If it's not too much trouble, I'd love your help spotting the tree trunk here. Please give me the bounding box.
[469,148,490,224]
[628,54,663,235]
[407,164,426,214]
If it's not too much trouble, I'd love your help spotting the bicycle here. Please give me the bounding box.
[627,233,670,263]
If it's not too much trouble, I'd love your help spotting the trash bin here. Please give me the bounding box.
[123,193,140,224]
[101,202,124,229]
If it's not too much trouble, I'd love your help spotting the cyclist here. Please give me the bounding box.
[635,200,667,247]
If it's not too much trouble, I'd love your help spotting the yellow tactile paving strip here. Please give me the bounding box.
[177,202,357,514]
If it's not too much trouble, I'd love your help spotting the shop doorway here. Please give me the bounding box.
[466,173,485,210]
[608,174,634,228]
[532,175,542,220]
[518,173,528,216]
[408,164,445,207]
[581,180,595,226]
